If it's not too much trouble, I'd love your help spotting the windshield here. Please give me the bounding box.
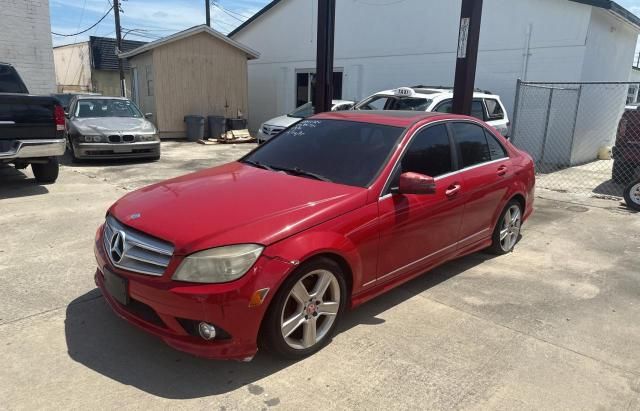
[74,99,143,118]
[243,119,404,187]
[288,102,314,118]
[356,95,432,111]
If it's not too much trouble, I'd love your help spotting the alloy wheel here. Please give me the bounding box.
[499,204,521,252]
[628,182,640,206]
[280,269,341,350]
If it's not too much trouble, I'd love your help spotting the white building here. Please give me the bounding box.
[230,0,640,132]
[0,0,56,94]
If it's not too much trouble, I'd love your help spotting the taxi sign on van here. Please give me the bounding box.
[393,87,415,97]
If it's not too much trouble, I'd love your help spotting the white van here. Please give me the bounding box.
[354,86,510,137]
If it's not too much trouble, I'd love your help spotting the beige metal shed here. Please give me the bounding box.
[120,25,259,138]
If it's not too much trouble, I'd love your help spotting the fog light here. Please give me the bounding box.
[198,322,216,340]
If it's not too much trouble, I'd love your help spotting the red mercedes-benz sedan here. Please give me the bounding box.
[94,111,534,361]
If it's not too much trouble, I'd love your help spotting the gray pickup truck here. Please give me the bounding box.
[0,63,65,183]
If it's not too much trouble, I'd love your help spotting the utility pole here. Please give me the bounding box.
[452,0,483,115]
[113,0,126,97]
[314,0,336,114]
[206,0,211,27]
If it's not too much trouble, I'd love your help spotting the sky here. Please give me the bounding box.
[50,0,640,47]
[50,0,270,46]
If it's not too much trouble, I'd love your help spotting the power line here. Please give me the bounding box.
[214,2,252,19]
[52,6,114,36]
[211,2,245,23]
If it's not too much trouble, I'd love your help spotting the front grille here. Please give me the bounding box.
[108,135,121,143]
[103,215,174,276]
[122,134,134,142]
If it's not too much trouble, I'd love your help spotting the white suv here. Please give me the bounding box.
[354,86,510,137]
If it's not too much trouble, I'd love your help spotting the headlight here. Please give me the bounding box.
[79,135,104,142]
[137,134,158,141]
[172,244,264,283]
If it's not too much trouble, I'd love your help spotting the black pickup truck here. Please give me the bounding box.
[0,63,65,183]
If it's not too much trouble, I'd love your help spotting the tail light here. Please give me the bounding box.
[54,105,65,131]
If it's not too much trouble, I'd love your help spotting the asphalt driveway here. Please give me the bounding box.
[1,141,639,410]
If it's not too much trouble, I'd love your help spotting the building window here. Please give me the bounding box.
[295,70,342,108]
[627,85,638,104]
[145,65,154,97]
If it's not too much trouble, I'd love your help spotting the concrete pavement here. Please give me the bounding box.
[1,141,639,410]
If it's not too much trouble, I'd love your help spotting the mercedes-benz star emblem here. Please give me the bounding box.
[110,231,126,263]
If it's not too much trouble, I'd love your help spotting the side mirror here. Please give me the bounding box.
[64,112,69,118]
[145,113,153,119]
[396,172,436,195]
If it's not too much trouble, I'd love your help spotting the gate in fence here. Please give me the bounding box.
[510,80,640,200]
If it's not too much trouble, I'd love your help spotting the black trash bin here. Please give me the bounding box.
[226,118,247,131]
[207,115,226,139]
[184,115,205,141]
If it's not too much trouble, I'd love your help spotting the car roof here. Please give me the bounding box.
[372,86,499,99]
[312,110,472,128]
[332,99,354,105]
[75,95,129,100]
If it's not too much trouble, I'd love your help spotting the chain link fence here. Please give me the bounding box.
[510,80,640,200]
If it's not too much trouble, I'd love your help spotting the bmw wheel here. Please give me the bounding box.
[488,200,522,255]
[262,257,346,359]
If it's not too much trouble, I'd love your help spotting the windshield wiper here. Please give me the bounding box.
[242,159,275,171]
[272,165,332,182]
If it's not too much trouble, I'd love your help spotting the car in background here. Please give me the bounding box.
[612,104,640,183]
[256,100,354,143]
[95,110,534,361]
[0,62,65,183]
[52,92,101,112]
[66,96,160,161]
[354,86,510,137]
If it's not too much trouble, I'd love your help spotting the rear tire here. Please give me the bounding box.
[32,158,59,184]
[487,200,522,255]
[261,257,347,360]
[623,180,640,211]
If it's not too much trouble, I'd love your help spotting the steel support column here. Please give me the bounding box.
[452,0,483,115]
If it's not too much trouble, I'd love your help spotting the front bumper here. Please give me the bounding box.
[94,226,294,360]
[0,139,65,161]
[74,141,160,159]
[256,129,273,143]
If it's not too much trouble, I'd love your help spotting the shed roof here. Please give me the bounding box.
[228,0,640,37]
[119,25,260,60]
[89,36,147,71]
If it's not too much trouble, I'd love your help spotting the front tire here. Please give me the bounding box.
[623,180,640,211]
[487,200,522,255]
[32,158,59,184]
[261,257,347,360]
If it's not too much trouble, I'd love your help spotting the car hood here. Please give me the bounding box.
[264,115,300,128]
[70,117,156,135]
[108,162,368,254]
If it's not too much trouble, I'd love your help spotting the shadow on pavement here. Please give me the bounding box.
[65,252,495,399]
[592,179,624,197]
[0,165,49,199]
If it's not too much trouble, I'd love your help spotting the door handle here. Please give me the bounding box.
[445,183,461,197]
[497,165,508,176]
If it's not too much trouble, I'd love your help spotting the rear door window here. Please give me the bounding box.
[434,99,486,121]
[451,122,492,168]
[470,100,486,121]
[485,130,507,160]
